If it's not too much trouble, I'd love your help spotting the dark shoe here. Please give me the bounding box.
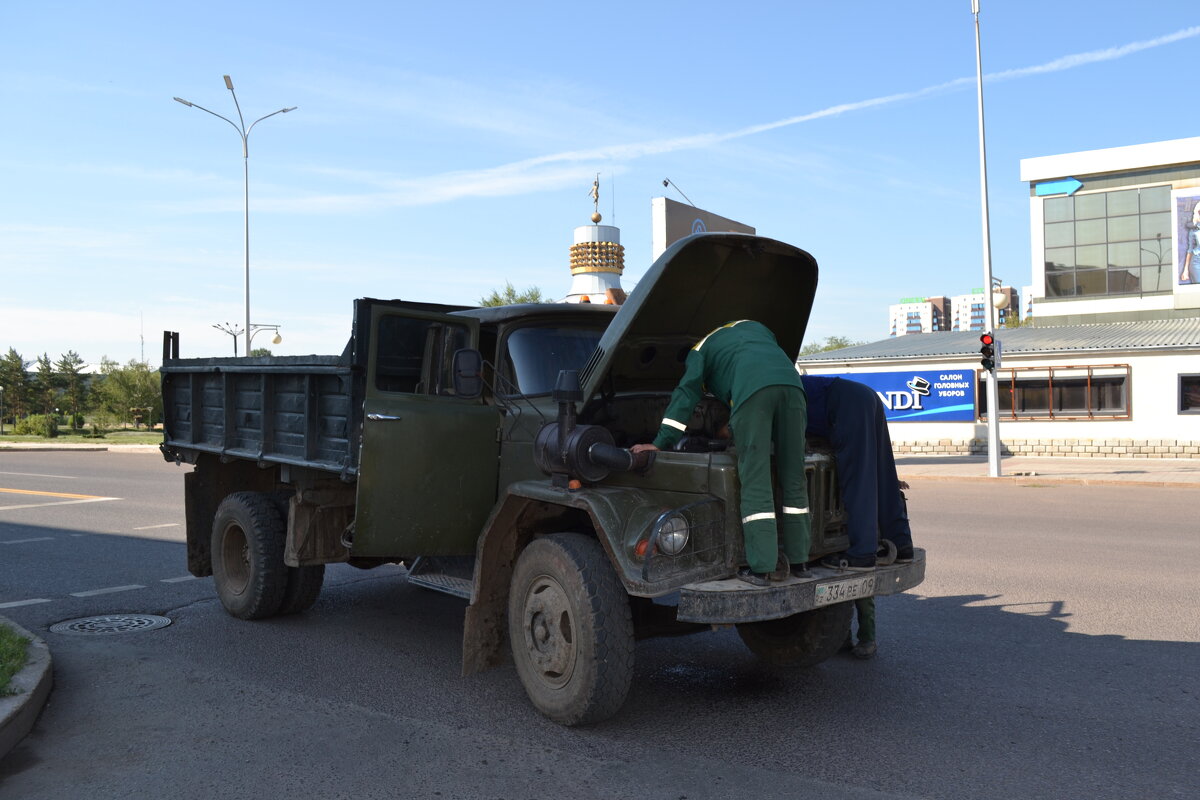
[790,563,813,580]
[768,551,791,582]
[852,640,877,659]
[895,545,914,563]
[819,554,875,572]
[736,567,771,587]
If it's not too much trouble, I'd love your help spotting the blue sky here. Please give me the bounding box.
[2,2,1197,366]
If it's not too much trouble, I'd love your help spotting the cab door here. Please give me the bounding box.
[353,305,501,557]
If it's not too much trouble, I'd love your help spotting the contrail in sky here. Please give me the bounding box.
[554,24,1200,163]
[283,24,1200,210]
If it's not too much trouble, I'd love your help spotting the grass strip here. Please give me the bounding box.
[0,623,31,696]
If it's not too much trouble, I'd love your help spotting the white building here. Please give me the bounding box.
[798,320,1200,458]
[888,297,947,337]
[814,135,1200,457]
[1020,136,1200,324]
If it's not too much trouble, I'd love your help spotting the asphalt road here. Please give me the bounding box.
[1,451,1197,799]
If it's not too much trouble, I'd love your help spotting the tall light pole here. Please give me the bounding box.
[175,76,296,357]
[972,0,1002,478]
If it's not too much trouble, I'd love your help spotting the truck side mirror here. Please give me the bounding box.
[452,349,484,399]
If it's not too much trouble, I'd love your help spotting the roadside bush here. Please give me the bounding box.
[14,414,58,438]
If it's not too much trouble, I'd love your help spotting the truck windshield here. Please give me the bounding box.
[505,326,604,396]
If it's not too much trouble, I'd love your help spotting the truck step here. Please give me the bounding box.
[405,556,475,600]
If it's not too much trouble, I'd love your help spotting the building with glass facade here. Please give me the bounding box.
[814,137,1200,457]
[1020,136,1200,324]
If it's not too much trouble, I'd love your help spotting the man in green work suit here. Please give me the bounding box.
[631,320,810,586]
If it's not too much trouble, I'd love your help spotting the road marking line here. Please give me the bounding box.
[160,576,198,583]
[0,487,113,500]
[0,537,56,545]
[0,471,78,479]
[0,497,120,511]
[0,598,53,609]
[133,523,180,531]
[70,585,146,598]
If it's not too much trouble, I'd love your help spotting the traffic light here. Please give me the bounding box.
[980,332,996,371]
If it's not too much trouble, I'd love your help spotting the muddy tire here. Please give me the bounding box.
[278,564,325,616]
[736,602,855,668]
[507,533,634,726]
[211,492,288,620]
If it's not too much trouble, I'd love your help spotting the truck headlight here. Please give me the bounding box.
[656,513,690,556]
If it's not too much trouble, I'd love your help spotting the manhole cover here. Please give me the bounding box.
[49,614,172,635]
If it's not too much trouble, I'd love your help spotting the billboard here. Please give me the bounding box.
[651,197,755,260]
[815,370,977,422]
[1171,188,1200,295]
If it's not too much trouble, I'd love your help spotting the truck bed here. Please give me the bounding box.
[160,354,361,477]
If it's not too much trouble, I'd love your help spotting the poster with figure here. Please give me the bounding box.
[1171,188,1200,291]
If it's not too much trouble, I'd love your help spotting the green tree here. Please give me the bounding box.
[55,351,88,428]
[95,358,162,429]
[478,282,548,307]
[32,353,59,416]
[799,335,865,357]
[249,348,273,357]
[0,348,31,423]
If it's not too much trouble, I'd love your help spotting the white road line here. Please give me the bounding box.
[70,585,146,598]
[0,497,120,512]
[133,523,180,531]
[0,598,53,609]
[0,471,78,479]
[0,537,55,545]
[160,576,197,583]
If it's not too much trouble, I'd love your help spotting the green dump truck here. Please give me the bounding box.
[160,233,925,725]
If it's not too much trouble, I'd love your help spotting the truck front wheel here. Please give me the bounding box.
[507,533,634,726]
[736,602,854,668]
[211,492,289,620]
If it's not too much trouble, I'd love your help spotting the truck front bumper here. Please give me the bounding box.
[676,549,926,624]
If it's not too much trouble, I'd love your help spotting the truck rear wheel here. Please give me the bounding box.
[211,492,288,620]
[507,533,634,726]
[736,602,854,668]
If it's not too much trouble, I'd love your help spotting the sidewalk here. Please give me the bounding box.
[896,454,1200,486]
[3,441,1199,484]
[0,441,160,453]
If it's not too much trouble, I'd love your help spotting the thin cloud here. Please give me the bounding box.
[247,25,1200,214]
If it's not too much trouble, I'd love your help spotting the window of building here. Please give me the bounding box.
[1181,375,1200,414]
[1043,185,1174,298]
[978,364,1131,420]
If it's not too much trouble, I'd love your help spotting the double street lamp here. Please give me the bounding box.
[212,322,283,357]
[175,76,296,357]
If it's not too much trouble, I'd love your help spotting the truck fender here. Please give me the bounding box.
[461,491,593,676]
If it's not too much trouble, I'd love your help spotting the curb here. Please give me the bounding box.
[900,473,1194,488]
[0,616,53,761]
[0,444,159,453]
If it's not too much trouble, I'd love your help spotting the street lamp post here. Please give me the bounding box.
[175,77,296,357]
[972,0,1002,478]
[212,322,243,356]
[248,324,283,352]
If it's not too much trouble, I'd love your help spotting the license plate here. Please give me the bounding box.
[814,574,876,607]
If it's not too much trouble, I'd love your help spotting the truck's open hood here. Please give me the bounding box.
[580,233,818,399]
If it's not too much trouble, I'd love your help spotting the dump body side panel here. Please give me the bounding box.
[160,355,359,477]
